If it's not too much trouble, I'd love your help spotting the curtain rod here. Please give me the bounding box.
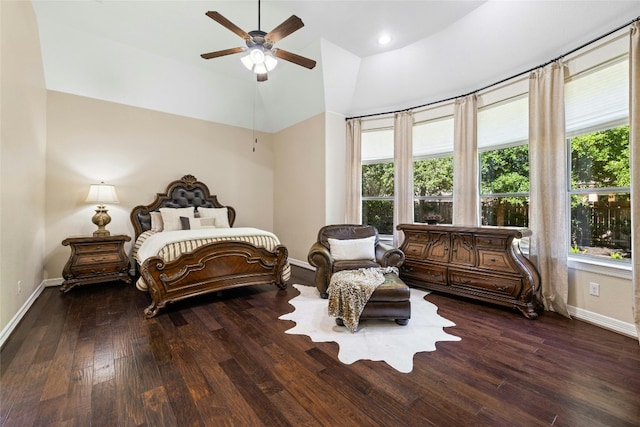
[346,15,640,121]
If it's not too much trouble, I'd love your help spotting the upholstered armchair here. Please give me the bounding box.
[307,224,405,298]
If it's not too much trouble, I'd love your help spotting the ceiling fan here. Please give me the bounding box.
[200,0,317,82]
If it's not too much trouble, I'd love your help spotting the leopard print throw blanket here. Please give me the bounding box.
[328,267,399,332]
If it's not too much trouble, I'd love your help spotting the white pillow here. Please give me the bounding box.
[198,207,230,228]
[150,211,164,232]
[328,236,376,261]
[180,216,216,230]
[159,207,195,231]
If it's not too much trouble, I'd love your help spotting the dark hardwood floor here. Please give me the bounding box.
[1,265,639,426]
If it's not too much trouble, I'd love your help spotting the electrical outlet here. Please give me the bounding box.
[589,282,600,297]
[17,280,22,295]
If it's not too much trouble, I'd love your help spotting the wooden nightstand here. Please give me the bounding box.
[61,234,132,292]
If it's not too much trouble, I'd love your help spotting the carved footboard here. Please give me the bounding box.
[140,241,288,318]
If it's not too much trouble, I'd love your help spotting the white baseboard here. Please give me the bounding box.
[568,305,638,339]
[0,280,48,349]
[44,278,64,287]
[288,257,314,271]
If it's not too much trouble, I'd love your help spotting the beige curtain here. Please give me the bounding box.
[630,22,640,342]
[453,94,479,225]
[528,61,570,317]
[393,111,414,247]
[346,118,362,224]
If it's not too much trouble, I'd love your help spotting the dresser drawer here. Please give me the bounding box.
[403,243,427,259]
[474,235,509,248]
[400,263,447,285]
[477,250,517,273]
[449,270,521,297]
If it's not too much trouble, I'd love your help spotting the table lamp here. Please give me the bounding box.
[85,182,119,236]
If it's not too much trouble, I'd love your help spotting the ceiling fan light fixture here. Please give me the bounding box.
[241,46,277,74]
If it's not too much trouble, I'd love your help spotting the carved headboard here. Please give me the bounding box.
[129,174,236,239]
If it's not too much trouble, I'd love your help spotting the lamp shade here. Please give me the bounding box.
[85,183,119,204]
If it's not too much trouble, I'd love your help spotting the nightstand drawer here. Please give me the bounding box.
[72,263,125,276]
[75,252,122,265]
[74,242,121,254]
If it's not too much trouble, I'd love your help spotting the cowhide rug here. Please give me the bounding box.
[279,284,461,373]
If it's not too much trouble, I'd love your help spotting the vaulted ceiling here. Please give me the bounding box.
[32,1,638,132]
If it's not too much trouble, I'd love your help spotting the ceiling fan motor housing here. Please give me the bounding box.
[247,30,273,50]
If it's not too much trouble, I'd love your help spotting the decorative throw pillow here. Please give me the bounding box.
[159,207,195,231]
[180,216,216,230]
[328,236,376,261]
[150,211,164,232]
[198,207,230,228]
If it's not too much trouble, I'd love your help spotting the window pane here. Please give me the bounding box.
[570,193,631,260]
[480,145,530,195]
[481,196,529,227]
[413,157,453,197]
[414,199,452,224]
[570,125,630,190]
[363,200,394,235]
[362,163,394,197]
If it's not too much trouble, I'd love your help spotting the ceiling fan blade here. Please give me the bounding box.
[257,73,268,82]
[200,47,245,59]
[205,11,250,39]
[265,15,304,43]
[273,49,317,69]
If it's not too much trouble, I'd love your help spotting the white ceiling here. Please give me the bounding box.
[31,1,640,132]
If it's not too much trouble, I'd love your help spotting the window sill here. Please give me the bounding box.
[567,255,632,280]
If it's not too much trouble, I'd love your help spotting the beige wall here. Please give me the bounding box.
[0,1,47,333]
[45,92,276,280]
[273,113,326,263]
[568,266,634,328]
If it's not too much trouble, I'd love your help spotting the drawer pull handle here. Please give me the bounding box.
[490,258,497,262]
[496,286,508,291]
[402,266,414,272]
[95,246,101,250]
[91,269,106,274]
[91,257,107,262]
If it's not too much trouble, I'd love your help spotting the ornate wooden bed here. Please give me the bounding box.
[130,174,289,318]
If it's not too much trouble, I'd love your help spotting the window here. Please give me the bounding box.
[478,95,530,227]
[566,58,630,262]
[361,128,394,235]
[412,116,454,224]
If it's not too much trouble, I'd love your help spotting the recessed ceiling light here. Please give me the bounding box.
[378,34,391,45]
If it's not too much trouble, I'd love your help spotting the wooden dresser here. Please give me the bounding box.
[61,235,132,292]
[397,224,541,319]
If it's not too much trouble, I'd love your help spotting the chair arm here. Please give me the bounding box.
[308,242,333,298]
[375,242,405,268]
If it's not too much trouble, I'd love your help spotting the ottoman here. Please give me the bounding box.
[335,272,411,327]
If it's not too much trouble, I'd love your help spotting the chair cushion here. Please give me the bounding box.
[333,260,381,273]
